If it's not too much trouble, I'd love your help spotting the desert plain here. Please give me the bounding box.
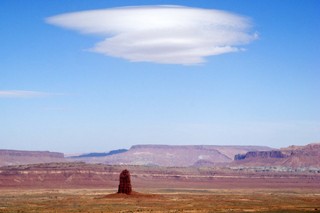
[1,144,319,212]
[0,188,319,212]
[0,163,319,212]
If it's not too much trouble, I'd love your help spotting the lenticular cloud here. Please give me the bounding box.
[47,5,257,65]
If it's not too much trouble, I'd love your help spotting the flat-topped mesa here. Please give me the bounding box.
[234,150,287,161]
[118,169,132,195]
[0,150,64,158]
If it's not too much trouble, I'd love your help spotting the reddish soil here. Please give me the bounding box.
[0,162,319,212]
[103,191,163,199]
[0,188,319,212]
[0,162,319,190]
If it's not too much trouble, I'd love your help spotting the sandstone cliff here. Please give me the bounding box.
[0,150,65,166]
[234,150,287,160]
[233,143,320,168]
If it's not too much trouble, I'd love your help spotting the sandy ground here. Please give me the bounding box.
[0,188,319,213]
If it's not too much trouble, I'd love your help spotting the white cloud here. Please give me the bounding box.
[0,90,52,98]
[47,5,257,65]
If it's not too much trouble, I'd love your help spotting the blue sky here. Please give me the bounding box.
[1,0,319,153]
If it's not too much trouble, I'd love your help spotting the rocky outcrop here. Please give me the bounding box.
[233,143,320,168]
[118,169,132,194]
[234,150,286,161]
[234,154,246,160]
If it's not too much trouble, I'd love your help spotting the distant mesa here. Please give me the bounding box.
[233,143,320,167]
[118,169,132,195]
[1,143,319,168]
[70,149,128,158]
[73,145,272,167]
[0,149,65,167]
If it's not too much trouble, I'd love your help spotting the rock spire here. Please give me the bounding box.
[118,169,132,194]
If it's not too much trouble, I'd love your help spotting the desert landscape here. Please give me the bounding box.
[0,143,319,212]
[2,1,319,212]
[1,188,319,212]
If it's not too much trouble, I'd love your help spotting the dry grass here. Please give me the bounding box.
[0,188,319,212]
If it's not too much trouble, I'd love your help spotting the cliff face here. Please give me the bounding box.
[235,150,286,161]
[280,143,320,167]
[0,150,65,166]
[233,143,320,168]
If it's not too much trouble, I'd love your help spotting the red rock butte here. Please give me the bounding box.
[118,169,132,195]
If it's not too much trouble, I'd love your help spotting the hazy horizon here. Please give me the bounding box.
[1,1,319,153]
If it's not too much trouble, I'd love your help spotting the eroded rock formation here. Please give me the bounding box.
[234,150,287,161]
[118,169,132,194]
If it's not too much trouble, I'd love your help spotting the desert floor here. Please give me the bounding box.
[0,188,319,213]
